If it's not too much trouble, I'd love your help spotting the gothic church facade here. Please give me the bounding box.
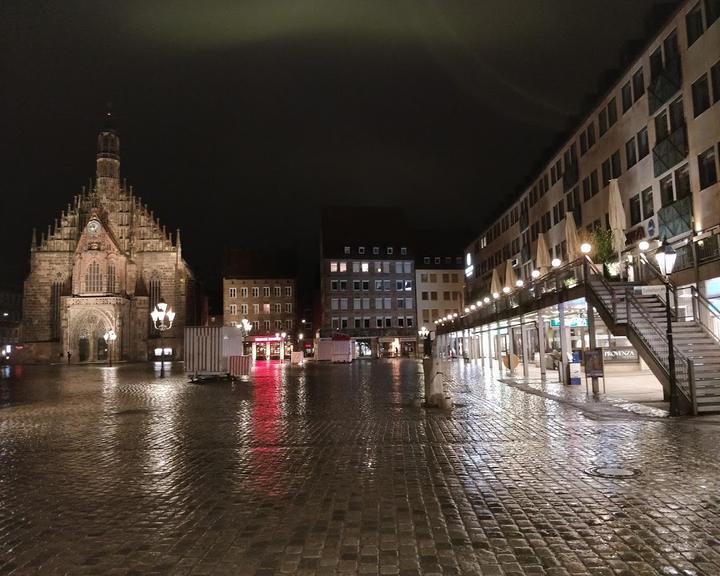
[21,115,197,362]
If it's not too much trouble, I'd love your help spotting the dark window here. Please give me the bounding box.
[655,110,669,141]
[611,150,622,178]
[650,47,663,80]
[669,97,685,130]
[598,108,608,136]
[590,170,599,196]
[686,3,704,47]
[582,176,591,201]
[601,159,611,187]
[699,147,718,189]
[642,187,654,219]
[664,31,679,64]
[580,131,588,155]
[637,127,650,159]
[587,123,596,147]
[629,194,642,226]
[708,0,720,25]
[692,74,711,117]
[626,137,637,168]
[675,163,691,199]
[632,68,645,101]
[660,175,674,206]
[622,82,633,113]
[712,61,720,103]
[607,98,618,127]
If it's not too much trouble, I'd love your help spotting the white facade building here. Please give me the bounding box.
[466,0,720,303]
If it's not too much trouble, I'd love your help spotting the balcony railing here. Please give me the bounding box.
[652,124,688,177]
[657,195,692,240]
[649,57,682,115]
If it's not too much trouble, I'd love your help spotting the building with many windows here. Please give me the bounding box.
[466,0,720,301]
[320,207,417,357]
[223,249,297,360]
[415,252,464,337]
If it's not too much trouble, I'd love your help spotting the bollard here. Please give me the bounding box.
[423,357,447,408]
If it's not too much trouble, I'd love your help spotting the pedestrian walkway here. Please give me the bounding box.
[1,360,720,575]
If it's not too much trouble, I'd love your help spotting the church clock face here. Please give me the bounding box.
[87,220,100,235]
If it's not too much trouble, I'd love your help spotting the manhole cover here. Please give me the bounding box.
[587,466,641,479]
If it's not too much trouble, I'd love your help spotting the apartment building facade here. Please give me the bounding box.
[466,0,720,302]
[320,207,417,357]
[415,254,464,335]
[223,250,297,359]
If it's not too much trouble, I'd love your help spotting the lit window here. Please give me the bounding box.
[361,262,369,272]
[330,262,338,272]
[339,262,347,272]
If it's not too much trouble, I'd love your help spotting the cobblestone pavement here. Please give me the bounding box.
[1,360,720,576]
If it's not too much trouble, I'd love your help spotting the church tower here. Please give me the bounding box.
[96,109,120,200]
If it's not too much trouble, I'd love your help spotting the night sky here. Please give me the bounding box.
[2,0,675,297]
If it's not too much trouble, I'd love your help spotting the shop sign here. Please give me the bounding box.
[254,336,281,343]
[603,347,638,363]
[550,317,588,328]
[585,348,604,377]
[625,226,646,245]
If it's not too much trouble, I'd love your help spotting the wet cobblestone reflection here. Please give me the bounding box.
[1,359,720,575]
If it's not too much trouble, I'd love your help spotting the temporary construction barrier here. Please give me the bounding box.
[185,326,247,381]
[228,355,252,378]
[315,334,353,363]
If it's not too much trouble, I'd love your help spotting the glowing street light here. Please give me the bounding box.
[103,329,117,367]
[551,258,561,268]
[531,269,541,279]
[580,242,592,254]
[638,240,650,252]
[150,298,175,377]
[515,279,524,287]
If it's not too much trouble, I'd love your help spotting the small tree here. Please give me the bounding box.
[592,228,616,278]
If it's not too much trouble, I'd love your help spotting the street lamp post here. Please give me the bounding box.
[103,329,117,367]
[150,298,175,377]
[655,238,678,415]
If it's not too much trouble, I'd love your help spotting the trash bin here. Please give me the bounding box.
[565,362,581,385]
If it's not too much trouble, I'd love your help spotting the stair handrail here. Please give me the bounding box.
[583,256,619,322]
[639,253,678,318]
[624,289,694,404]
[690,286,720,347]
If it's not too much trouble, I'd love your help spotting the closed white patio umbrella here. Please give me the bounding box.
[535,232,552,273]
[564,212,581,260]
[504,260,517,292]
[608,178,627,272]
[490,267,502,298]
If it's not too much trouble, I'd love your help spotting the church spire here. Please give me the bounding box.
[96,104,120,199]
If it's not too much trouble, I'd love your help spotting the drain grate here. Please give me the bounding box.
[587,466,641,479]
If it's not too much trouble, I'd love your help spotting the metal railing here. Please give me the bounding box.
[690,286,720,348]
[638,253,678,319]
[583,256,695,412]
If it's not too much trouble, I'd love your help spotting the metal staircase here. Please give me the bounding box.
[583,256,720,415]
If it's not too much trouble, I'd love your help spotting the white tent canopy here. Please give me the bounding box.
[490,268,502,297]
[608,178,627,257]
